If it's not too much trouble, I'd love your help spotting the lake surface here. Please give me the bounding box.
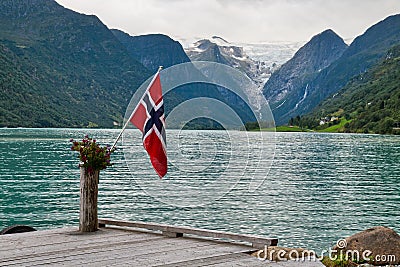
[0,128,399,251]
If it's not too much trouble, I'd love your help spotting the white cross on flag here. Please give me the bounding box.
[129,70,167,178]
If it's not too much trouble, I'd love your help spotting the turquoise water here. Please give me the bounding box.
[0,128,399,251]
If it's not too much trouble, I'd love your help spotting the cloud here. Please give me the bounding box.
[56,0,400,43]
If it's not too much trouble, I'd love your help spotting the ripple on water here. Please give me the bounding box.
[0,129,399,250]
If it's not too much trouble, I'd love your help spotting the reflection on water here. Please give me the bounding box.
[0,128,399,250]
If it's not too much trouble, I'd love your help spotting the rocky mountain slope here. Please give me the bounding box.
[303,44,400,134]
[111,30,190,72]
[263,29,348,125]
[182,36,302,84]
[185,36,271,86]
[263,14,400,125]
[184,36,301,122]
[303,14,400,117]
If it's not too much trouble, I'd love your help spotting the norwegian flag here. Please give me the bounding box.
[129,70,167,178]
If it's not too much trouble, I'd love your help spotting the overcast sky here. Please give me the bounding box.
[55,0,400,43]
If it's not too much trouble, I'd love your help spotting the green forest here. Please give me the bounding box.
[290,45,400,135]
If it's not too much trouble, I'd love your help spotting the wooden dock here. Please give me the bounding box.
[0,220,325,266]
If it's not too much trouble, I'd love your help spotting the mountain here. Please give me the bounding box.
[0,0,256,129]
[269,14,400,126]
[180,36,302,75]
[304,14,400,114]
[112,32,257,128]
[186,39,231,64]
[302,44,400,134]
[0,0,149,127]
[111,30,190,72]
[237,41,303,71]
[185,37,271,86]
[263,29,348,125]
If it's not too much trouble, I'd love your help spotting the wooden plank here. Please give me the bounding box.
[1,237,163,266]
[65,243,224,266]
[1,236,162,266]
[87,241,251,266]
[3,233,235,266]
[0,229,162,263]
[0,230,164,260]
[0,226,125,249]
[208,257,271,267]
[0,227,73,240]
[0,228,148,253]
[0,226,286,267]
[265,260,325,267]
[162,231,183,238]
[0,232,163,264]
[99,218,278,248]
[158,252,259,267]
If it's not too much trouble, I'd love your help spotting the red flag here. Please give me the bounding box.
[130,71,167,178]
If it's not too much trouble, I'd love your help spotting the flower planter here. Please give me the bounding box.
[70,135,113,232]
[79,167,99,232]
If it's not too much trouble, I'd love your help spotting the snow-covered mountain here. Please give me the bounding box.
[183,36,303,87]
[180,36,303,117]
[237,41,304,71]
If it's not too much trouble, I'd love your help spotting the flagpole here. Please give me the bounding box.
[110,66,163,151]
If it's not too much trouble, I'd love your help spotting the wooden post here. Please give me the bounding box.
[79,167,99,232]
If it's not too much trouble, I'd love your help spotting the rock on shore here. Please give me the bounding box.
[333,226,400,266]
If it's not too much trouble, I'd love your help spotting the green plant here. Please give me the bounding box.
[302,45,400,135]
[321,254,359,267]
[70,135,114,173]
